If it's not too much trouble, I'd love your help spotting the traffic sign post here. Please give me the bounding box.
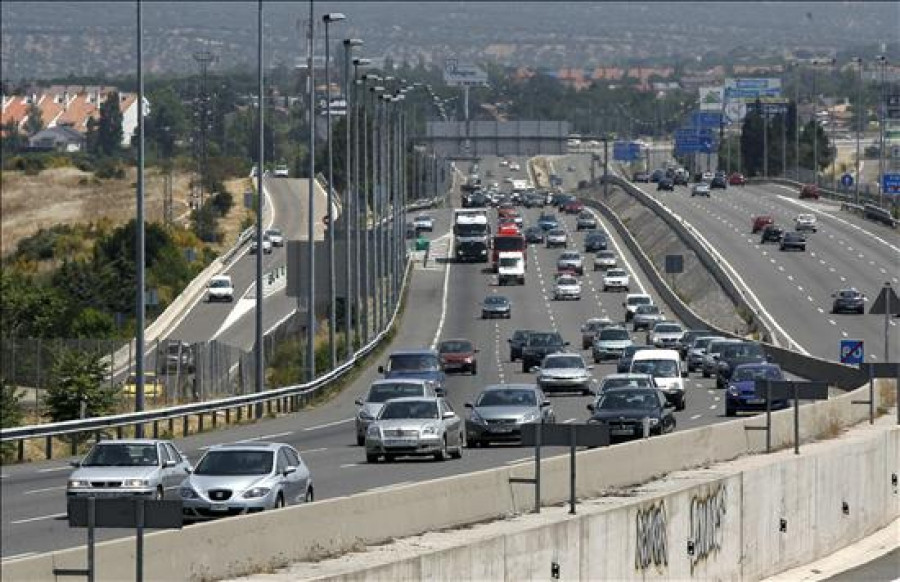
[869,282,900,363]
[882,174,900,195]
[840,173,854,189]
[746,380,828,454]
[839,339,864,365]
[852,363,900,425]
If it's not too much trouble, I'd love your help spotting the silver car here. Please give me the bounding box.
[354,379,436,445]
[464,385,555,446]
[180,442,313,520]
[365,397,464,462]
[593,250,617,271]
[592,326,634,362]
[580,317,613,349]
[546,228,568,248]
[535,353,596,396]
[647,322,684,348]
[556,251,584,275]
[686,335,724,373]
[632,304,665,331]
[596,373,657,394]
[67,439,192,501]
[264,228,284,247]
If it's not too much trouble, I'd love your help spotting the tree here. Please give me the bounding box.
[1,120,27,155]
[0,267,69,339]
[25,101,44,136]
[97,91,124,156]
[145,86,187,160]
[740,108,765,177]
[44,349,116,423]
[798,120,833,172]
[0,378,24,460]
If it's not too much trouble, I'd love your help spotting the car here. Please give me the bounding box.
[520,331,569,373]
[701,171,714,182]
[799,184,820,200]
[751,215,774,234]
[593,249,617,271]
[623,293,653,321]
[584,231,608,253]
[162,340,194,373]
[207,275,235,303]
[437,339,478,375]
[464,385,555,446]
[273,164,289,177]
[482,295,512,319]
[676,329,712,361]
[576,211,598,230]
[633,171,651,183]
[414,215,434,232]
[701,338,744,378]
[630,349,687,410]
[354,379,437,445]
[557,251,585,275]
[250,234,273,254]
[725,363,788,416]
[586,387,676,439]
[562,199,585,214]
[508,330,535,362]
[596,373,657,393]
[657,178,674,191]
[467,192,490,208]
[68,439,192,501]
[534,353,595,396]
[779,232,806,251]
[365,397,464,462]
[554,274,582,300]
[602,268,631,292]
[691,184,711,197]
[523,192,545,208]
[632,304,664,331]
[831,288,866,314]
[509,162,521,171]
[581,317,614,349]
[686,335,725,373]
[498,251,526,285]
[179,442,312,519]
[710,175,728,189]
[760,224,785,243]
[537,213,559,231]
[729,173,747,186]
[122,372,165,398]
[592,326,634,363]
[377,349,446,396]
[499,159,509,167]
[794,213,817,233]
[617,345,655,373]
[264,228,285,247]
[546,228,568,248]
[715,342,771,389]
[647,321,684,348]
[522,225,544,244]
[555,194,577,211]
[673,173,689,186]
[650,169,665,183]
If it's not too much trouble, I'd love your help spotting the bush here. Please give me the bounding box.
[0,378,24,461]
[210,190,234,217]
[94,158,126,180]
[44,349,116,423]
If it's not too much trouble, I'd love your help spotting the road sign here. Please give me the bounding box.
[699,86,724,111]
[520,422,610,447]
[724,78,782,100]
[841,173,854,188]
[881,173,900,194]
[869,283,900,315]
[665,254,683,274]
[443,59,488,87]
[691,111,723,129]
[757,380,829,402]
[613,141,642,162]
[839,339,864,365]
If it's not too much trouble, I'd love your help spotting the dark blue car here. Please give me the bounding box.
[725,363,787,416]
[537,213,559,231]
[378,349,446,396]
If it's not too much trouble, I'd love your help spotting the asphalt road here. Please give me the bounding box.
[0,157,802,560]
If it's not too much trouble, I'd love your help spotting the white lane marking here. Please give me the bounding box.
[11,513,67,525]
[340,463,362,468]
[709,404,717,410]
[817,307,824,313]
[303,418,354,431]
[2,552,37,561]
[506,456,534,466]
[238,431,293,443]
[828,319,837,326]
[690,414,702,420]
[23,486,67,496]
[300,447,328,454]
[430,232,455,350]
[562,418,577,424]
[37,466,70,473]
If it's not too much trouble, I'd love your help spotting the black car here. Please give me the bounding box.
[633,171,651,183]
[710,175,728,189]
[616,345,654,373]
[587,387,676,440]
[715,341,769,389]
[584,231,608,253]
[673,173,689,186]
[831,288,866,314]
[507,329,535,362]
[657,178,674,191]
[481,295,511,319]
[524,225,545,244]
[760,224,785,244]
[520,331,569,373]
[779,232,806,252]
[467,192,490,208]
[650,169,665,183]
[523,192,545,208]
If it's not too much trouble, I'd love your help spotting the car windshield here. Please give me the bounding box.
[694,337,721,349]
[549,229,565,236]
[544,355,584,369]
[607,269,627,277]
[655,324,682,333]
[636,305,660,315]
[557,276,577,285]
[265,228,281,236]
[529,333,563,347]
[367,383,426,403]
[439,340,473,354]
[838,290,859,298]
[631,359,678,378]
[597,391,658,410]
[499,257,519,268]
[416,215,431,221]
[598,251,615,258]
[578,212,592,219]
[560,253,579,260]
[389,354,439,371]
[125,374,156,384]
[512,330,532,341]
[379,400,439,420]
[719,344,765,359]
[455,223,489,236]
[599,328,630,341]
[209,279,231,288]
[539,215,556,222]
[82,443,160,467]
[194,450,274,476]
[494,237,524,251]
[733,366,782,382]
[476,389,537,407]
[485,296,508,306]
[602,377,652,390]
[628,296,651,306]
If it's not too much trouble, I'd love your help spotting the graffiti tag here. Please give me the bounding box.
[689,483,728,573]
[635,501,668,571]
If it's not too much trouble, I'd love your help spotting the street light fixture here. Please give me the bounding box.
[875,55,888,203]
[851,57,863,204]
[341,37,362,362]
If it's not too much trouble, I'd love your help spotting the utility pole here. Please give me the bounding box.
[876,55,887,206]
[192,50,216,209]
[342,39,362,362]
[134,0,146,431]
[305,4,316,382]
[253,0,264,418]
[853,57,863,205]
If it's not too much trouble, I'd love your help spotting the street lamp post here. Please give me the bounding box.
[876,55,887,205]
[341,38,362,362]
[322,12,345,371]
[304,7,315,382]
[852,57,863,205]
[353,61,371,344]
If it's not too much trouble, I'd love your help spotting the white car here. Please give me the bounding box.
[274,165,289,177]
[691,183,711,197]
[499,159,509,167]
[251,234,273,254]
[647,322,685,349]
[414,215,434,232]
[602,268,631,292]
[504,177,515,185]
[624,293,653,322]
[264,228,284,247]
[207,275,234,303]
[701,171,714,181]
[509,162,521,172]
[554,274,582,300]
[593,250,617,271]
[535,353,595,396]
[794,213,817,232]
[546,229,568,248]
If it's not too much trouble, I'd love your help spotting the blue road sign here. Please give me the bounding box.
[691,111,723,129]
[675,132,715,154]
[613,141,642,162]
[882,173,900,194]
[841,173,854,188]
[839,339,864,365]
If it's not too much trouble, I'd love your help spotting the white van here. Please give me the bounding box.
[630,349,686,410]
[207,275,234,303]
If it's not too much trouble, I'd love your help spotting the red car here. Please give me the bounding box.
[437,339,478,374]
[799,184,820,200]
[562,199,584,214]
[728,173,747,186]
[751,215,774,233]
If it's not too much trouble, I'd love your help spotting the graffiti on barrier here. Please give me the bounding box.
[689,482,728,573]
[635,500,668,571]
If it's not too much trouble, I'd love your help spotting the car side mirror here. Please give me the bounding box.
[354,398,363,406]
[474,349,480,353]
[164,459,177,468]
[283,465,297,476]
[530,366,540,373]
[377,365,385,374]
[185,467,193,474]
[506,338,512,343]
[681,371,688,378]
[564,341,570,346]
[541,400,551,407]
[587,365,595,370]
[830,293,836,298]
[622,302,626,307]
[69,460,81,468]
[464,402,474,409]
[586,403,595,412]
[442,411,456,419]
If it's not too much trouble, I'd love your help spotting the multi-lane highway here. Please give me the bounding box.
[1,156,754,559]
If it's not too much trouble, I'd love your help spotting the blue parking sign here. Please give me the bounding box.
[839,339,864,365]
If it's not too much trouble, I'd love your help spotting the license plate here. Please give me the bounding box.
[611,428,634,436]
[384,438,416,447]
[490,426,513,433]
[209,503,229,512]
[747,398,765,405]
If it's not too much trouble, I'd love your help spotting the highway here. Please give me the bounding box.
[0,156,755,560]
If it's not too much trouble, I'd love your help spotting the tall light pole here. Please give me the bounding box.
[371,85,385,332]
[793,62,801,179]
[134,0,146,430]
[341,37,361,362]
[852,57,863,204]
[876,55,887,205]
[322,12,345,370]
[253,0,265,418]
[360,74,379,340]
[812,62,819,184]
[352,58,371,345]
[304,4,316,382]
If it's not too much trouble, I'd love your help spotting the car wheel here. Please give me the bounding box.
[726,407,736,417]
[677,397,686,411]
[510,352,517,362]
[451,434,464,458]
[275,493,285,509]
[522,362,530,373]
[663,418,676,433]
[153,486,164,501]
[366,453,380,463]
[434,437,449,462]
[702,370,710,378]
[356,434,365,446]
[471,363,477,375]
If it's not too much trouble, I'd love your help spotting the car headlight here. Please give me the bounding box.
[123,479,150,488]
[470,410,486,425]
[647,417,660,427]
[367,425,381,437]
[68,479,90,489]
[481,249,487,255]
[180,487,198,499]
[422,425,438,436]
[242,487,271,499]
[727,386,739,396]
[520,411,539,423]
[358,410,375,420]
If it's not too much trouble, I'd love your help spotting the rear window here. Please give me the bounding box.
[627,296,651,306]
[599,328,630,340]
[367,383,426,403]
[388,354,439,371]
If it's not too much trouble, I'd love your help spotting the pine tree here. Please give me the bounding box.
[97,91,124,156]
[25,100,44,136]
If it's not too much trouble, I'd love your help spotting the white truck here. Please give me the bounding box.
[453,209,491,263]
[497,251,526,285]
